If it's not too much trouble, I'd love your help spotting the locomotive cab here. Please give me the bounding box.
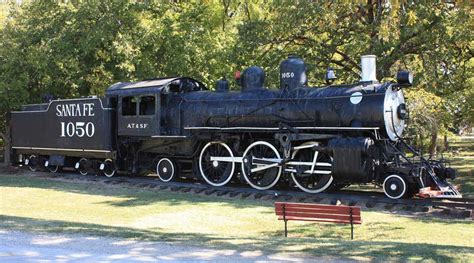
[105,77,206,137]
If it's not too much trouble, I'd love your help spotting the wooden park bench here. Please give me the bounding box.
[274,202,362,239]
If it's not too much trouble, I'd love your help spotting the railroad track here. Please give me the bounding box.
[3,166,473,218]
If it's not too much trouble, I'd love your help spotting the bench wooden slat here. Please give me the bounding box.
[275,202,359,209]
[275,207,361,216]
[276,211,361,221]
[278,216,362,225]
[275,202,361,215]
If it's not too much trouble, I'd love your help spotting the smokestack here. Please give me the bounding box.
[360,55,377,82]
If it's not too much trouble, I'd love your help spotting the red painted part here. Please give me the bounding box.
[274,202,362,225]
[277,216,362,225]
[417,187,444,198]
[275,206,360,215]
[275,202,361,215]
[234,70,241,80]
[276,212,361,222]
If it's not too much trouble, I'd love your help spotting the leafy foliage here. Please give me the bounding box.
[0,1,472,150]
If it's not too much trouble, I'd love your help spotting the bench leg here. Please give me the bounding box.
[349,207,354,240]
[282,204,288,237]
[351,222,354,240]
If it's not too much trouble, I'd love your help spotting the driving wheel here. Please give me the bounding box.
[241,141,282,190]
[290,141,334,194]
[199,141,235,187]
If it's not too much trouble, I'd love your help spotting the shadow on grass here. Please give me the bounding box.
[451,161,474,197]
[267,221,406,240]
[2,172,473,222]
[447,138,474,196]
[0,173,269,209]
[0,215,472,261]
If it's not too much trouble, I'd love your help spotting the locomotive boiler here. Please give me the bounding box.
[11,55,461,199]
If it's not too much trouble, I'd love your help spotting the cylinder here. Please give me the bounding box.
[361,55,377,82]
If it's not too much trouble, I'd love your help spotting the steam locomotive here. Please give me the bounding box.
[10,55,461,199]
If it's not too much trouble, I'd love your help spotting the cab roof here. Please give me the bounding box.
[105,77,206,97]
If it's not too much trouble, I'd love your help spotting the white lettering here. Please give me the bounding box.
[126,123,149,129]
[64,106,71,117]
[87,103,94,116]
[75,104,81,117]
[86,122,95,137]
[281,72,295,78]
[66,122,75,137]
[60,122,95,138]
[60,122,66,137]
[55,103,96,117]
[75,122,85,137]
[56,105,62,117]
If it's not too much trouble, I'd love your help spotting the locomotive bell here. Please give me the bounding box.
[280,55,307,90]
[325,67,337,85]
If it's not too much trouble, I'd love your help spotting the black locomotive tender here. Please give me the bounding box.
[11,55,460,199]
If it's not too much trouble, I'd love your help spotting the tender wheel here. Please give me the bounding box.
[383,174,407,199]
[102,159,116,178]
[199,141,235,187]
[48,165,60,173]
[27,155,38,172]
[77,158,89,175]
[156,158,176,182]
[290,141,334,194]
[241,141,282,190]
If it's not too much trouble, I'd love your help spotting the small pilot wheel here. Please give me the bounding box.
[48,165,60,173]
[290,141,334,194]
[241,141,282,190]
[199,142,235,187]
[103,159,116,178]
[383,174,407,199]
[156,158,175,182]
[27,155,38,172]
[78,158,89,176]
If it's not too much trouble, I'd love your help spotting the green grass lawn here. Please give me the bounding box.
[0,173,473,261]
[448,137,474,197]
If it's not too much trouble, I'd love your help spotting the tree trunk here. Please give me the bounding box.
[429,130,438,159]
[444,134,449,152]
[0,132,10,166]
[419,134,424,155]
[1,113,11,166]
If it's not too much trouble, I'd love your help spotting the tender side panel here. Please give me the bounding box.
[11,98,114,153]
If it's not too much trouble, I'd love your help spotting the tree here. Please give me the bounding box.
[233,1,473,154]
[0,1,245,164]
[0,1,471,164]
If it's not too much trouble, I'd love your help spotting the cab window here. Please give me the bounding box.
[122,96,137,116]
[139,96,155,116]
